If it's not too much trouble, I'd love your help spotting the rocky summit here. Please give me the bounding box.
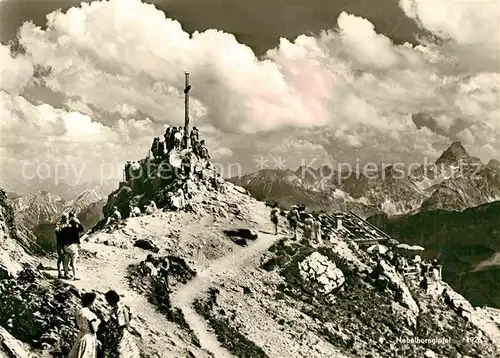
[1,143,500,358]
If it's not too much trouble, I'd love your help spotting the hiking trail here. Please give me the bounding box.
[41,242,203,358]
[171,229,281,358]
[41,206,282,358]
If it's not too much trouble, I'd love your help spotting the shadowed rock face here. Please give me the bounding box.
[435,142,470,167]
[0,189,34,277]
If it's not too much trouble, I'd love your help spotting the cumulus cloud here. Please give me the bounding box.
[399,0,500,70]
[0,43,33,93]
[0,0,498,191]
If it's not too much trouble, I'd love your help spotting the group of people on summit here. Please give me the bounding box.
[150,125,209,160]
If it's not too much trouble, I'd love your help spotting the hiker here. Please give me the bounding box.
[68,292,101,358]
[129,161,141,180]
[157,139,165,158]
[312,216,322,243]
[287,205,300,239]
[183,178,196,199]
[129,205,141,217]
[303,214,314,241]
[216,174,226,193]
[174,128,182,150]
[270,203,279,235]
[192,140,200,157]
[55,213,69,278]
[149,258,171,309]
[158,257,171,293]
[395,285,404,304]
[178,126,185,149]
[199,140,210,159]
[164,127,172,152]
[190,126,199,147]
[168,127,176,151]
[441,288,453,308]
[150,137,159,159]
[176,188,186,210]
[419,276,429,291]
[106,206,122,227]
[145,200,157,215]
[104,290,140,358]
[62,215,84,280]
[124,161,131,181]
[181,154,191,179]
[140,254,158,277]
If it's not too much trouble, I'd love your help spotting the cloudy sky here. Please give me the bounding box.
[0,0,499,192]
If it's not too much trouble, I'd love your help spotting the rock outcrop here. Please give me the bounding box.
[299,252,345,298]
[0,190,34,278]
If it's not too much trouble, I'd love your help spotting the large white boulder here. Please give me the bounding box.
[299,252,345,296]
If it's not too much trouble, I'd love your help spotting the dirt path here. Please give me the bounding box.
[171,228,281,358]
[41,243,206,358]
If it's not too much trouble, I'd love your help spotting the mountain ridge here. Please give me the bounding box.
[230,142,500,216]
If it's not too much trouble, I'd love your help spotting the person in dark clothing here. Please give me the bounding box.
[190,127,199,147]
[192,140,200,157]
[170,128,178,152]
[164,127,172,152]
[55,213,69,278]
[158,257,171,293]
[157,140,165,158]
[181,154,191,178]
[124,161,131,181]
[419,276,429,290]
[61,217,84,280]
[150,137,158,159]
[199,140,210,159]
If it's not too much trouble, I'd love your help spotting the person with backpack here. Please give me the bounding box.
[104,290,140,358]
[270,203,279,235]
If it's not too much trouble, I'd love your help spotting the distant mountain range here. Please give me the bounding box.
[230,142,500,217]
[367,200,500,308]
[7,181,111,253]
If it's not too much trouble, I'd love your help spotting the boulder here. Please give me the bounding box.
[379,260,419,314]
[134,239,160,253]
[299,252,345,296]
[0,251,24,279]
[0,326,32,358]
[224,229,258,241]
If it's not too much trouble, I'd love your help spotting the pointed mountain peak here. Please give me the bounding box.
[436,142,470,166]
